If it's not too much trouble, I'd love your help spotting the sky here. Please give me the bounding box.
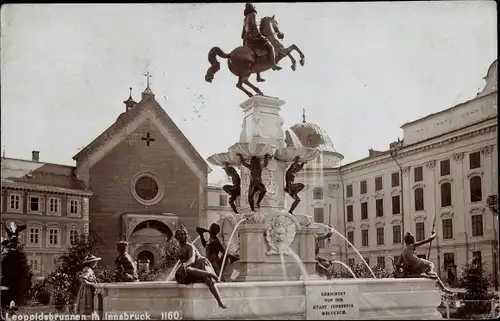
[1,2,497,183]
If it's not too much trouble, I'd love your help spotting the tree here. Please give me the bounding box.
[453,257,491,318]
[42,233,101,310]
[1,244,34,307]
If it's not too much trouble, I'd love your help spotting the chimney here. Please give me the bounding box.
[32,151,40,162]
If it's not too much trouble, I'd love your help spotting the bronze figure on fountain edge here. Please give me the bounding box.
[284,156,307,214]
[391,230,454,294]
[115,241,139,282]
[174,228,227,309]
[315,226,333,278]
[196,223,239,282]
[222,163,241,214]
[237,153,270,211]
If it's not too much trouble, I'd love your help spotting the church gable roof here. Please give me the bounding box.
[73,94,211,176]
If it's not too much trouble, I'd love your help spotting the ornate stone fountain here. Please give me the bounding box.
[207,96,321,281]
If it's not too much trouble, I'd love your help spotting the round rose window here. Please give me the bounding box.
[135,176,159,201]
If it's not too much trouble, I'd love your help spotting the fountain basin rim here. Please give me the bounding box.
[275,146,320,163]
[94,278,437,289]
[228,142,277,159]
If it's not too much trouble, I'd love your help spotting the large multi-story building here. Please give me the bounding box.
[208,60,498,286]
[1,152,92,278]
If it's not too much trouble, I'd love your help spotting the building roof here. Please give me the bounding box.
[72,86,211,174]
[1,157,88,192]
[401,59,498,129]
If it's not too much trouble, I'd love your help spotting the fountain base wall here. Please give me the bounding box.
[94,278,443,320]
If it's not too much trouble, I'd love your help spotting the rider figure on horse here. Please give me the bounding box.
[242,3,282,71]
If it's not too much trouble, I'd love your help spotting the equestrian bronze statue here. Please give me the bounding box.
[205,3,305,98]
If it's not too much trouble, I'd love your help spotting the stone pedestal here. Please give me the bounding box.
[239,96,286,149]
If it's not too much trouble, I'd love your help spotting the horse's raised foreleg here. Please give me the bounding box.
[236,77,254,98]
[283,48,297,71]
[243,79,264,96]
[285,44,306,66]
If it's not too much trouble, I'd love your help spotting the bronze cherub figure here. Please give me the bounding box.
[285,156,307,214]
[237,153,270,211]
[222,163,241,214]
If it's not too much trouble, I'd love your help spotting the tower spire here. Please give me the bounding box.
[123,87,137,111]
[302,108,306,123]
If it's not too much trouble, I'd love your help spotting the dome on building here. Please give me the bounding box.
[477,59,498,97]
[285,110,344,168]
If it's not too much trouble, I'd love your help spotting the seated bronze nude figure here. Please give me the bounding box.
[174,228,227,309]
[196,223,239,282]
[392,231,453,294]
[115,241,139,282]
[237,153,270,211]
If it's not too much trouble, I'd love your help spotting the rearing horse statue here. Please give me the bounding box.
[204,15,306,98]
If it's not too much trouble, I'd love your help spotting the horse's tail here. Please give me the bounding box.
[205,47,229,83]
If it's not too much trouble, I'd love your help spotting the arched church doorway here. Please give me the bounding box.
[129,220,172,268]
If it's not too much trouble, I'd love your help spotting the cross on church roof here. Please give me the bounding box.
[144,72,152,88]
[302,109,306,123]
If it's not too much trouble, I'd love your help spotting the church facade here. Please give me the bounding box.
[1,83,210,275]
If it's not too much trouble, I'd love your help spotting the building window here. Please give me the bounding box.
[28,227,41,246]
[29,256,41,274]
[470,176,482,202]
[69,229,79,245]
[360,180,367,194]
[393,225,401,244]
[414,188,424,211]
[443,253,455,269]
[471,215,483,236]
[442,218,453,239]
[28,195,43,213]
[440,183,452,207]
[219,194,227,206]
[48,228,60,246]
[8,193,21,211]
[416,222,425,242]
[376,227,384,245]
[313,187,324,200]
[48,197,60,215]
[469,152,481,170]
[391,172,399,187]
[314,207,324,224]
[392,195,401,215]
[375,177,383,191]
[361,229,369,247]
[414,166,423,182]
[68,199,81,216]
[377,256,385,269]
[440,160,450,176]
[376,199,384,217]
[347,231,354,247]
[361,202,368,220]
[472,251,482,264]
[346,184,353,198]
[135,176,159,201]
[346,205,354,222]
